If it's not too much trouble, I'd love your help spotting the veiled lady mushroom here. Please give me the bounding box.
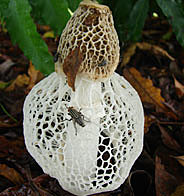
[23,1,144,196]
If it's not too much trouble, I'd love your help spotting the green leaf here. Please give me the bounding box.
[149,0,164,18]
[4,0,54,74]
[0,0,10,19]
[127,0,149,42]
[0,81,10,89]
[67,0,82,12]
[107,0,134,42]
[97,0,103,4]
[156,0,184,47]
[30,0,70,35]
[0,0,10,12]
[28,0,45,24]
[113,0,134,24]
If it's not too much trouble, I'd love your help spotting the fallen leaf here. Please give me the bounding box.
[136,42,174,61]
[0,175,14,192]
[0,164,24,185]
[5,74,29,91]
[123,68,168,113]
[0,174,72,196]
[174,77,184,94]
[170,61,184,85]
[0,120,20,128]
[0,185,34,196]
[121,42,174,67]
[171,155,184,167]
[0,82,26,120]
[155,156,178,196]
[63,47,83,91]
[0,136,27,159]
[0,59,15,75]
[123,67,178,119]
[171,183,184,196]
[158,124,182,153]
[144,115,156,134]
[26,62,44,93]
[121,44,137,67]
[162,99,184,120]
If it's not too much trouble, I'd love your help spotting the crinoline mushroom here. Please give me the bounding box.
[23,1,144,196]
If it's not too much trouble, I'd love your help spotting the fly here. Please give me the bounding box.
[98,59,107,67]
[54,52,60,63]
[67,106,89,135]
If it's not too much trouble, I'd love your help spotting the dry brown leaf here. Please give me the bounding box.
[155,156,178,196]
[0,119,20,128]
[123,67,166,111]
[63,47,83,91]
[26,62,44,92]
[5,74,29,91]
[0,59,15,75]
[174,77,184,94]
[136,42,175,61]
[121,44,137,67]
[171,155,184,167]
[0,136,26,159]
[0,174,70,196]
[171,183,184,196]
[144,115,156,134]
[158,124,182,153]
[121,42,174,67]
[123,68,177,119]
[0,164,24,185]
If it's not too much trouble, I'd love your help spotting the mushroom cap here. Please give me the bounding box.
[55,0,120,80]
[23,72,144,196]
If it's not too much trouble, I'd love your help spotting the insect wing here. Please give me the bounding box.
[69,107,80,119]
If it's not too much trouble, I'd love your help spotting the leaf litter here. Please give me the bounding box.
[1,15,184,196]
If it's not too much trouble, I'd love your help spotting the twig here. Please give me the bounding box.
[0,103,18,122]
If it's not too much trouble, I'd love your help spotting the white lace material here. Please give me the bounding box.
[23,72,144,196]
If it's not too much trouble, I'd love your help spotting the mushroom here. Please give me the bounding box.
[23,1,144,196]
[55,0,119,80]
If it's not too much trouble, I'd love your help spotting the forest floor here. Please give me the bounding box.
[0,17,184,196]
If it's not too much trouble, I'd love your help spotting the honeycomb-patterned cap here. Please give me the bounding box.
[55,0,120,80]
